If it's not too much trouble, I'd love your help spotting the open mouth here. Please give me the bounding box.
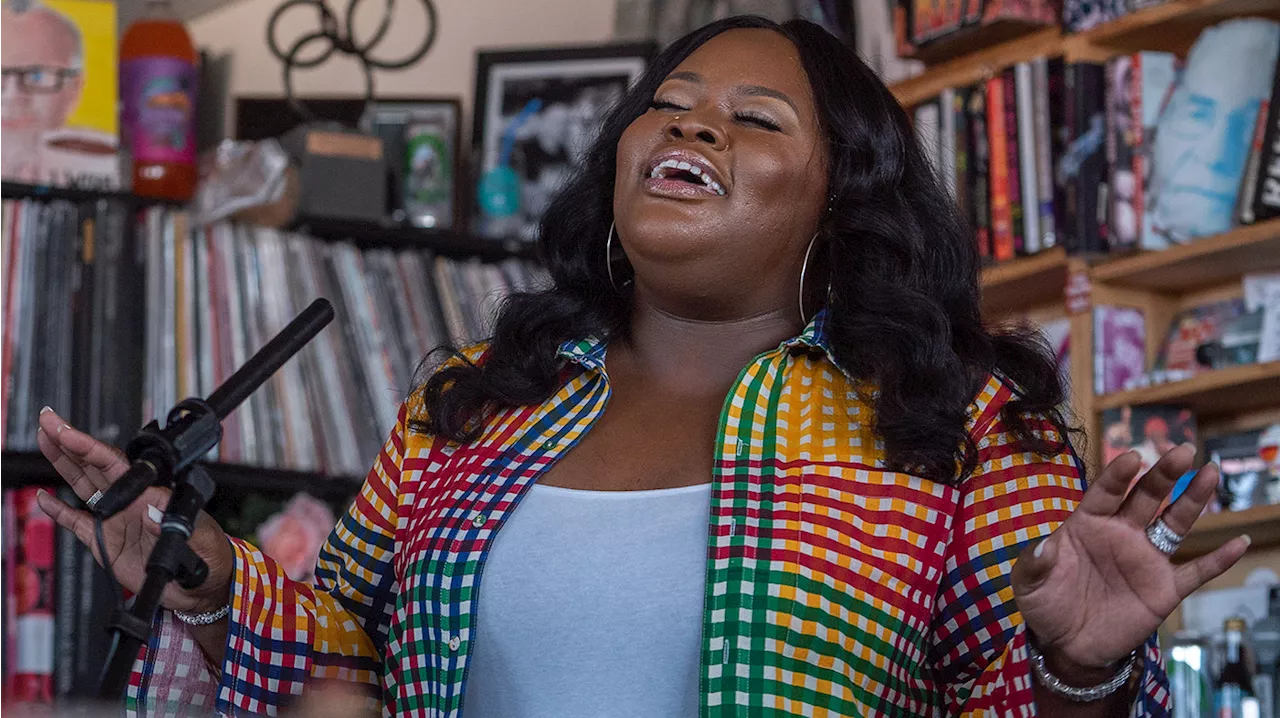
[645,156,726,196]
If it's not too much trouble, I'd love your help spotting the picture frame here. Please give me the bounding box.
[472,43,656,242]
[362,97,463,231]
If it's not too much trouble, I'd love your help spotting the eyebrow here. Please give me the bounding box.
[664,70,799,115]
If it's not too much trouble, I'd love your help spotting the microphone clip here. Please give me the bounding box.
[126,397,224,479]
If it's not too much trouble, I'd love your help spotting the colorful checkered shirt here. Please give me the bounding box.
[128,313,1171,716]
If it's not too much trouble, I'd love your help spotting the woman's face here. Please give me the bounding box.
[613,28,829,319]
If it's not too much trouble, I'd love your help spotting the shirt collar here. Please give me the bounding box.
[556,309,840,375]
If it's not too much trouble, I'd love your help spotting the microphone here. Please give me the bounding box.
[92,298,335,518]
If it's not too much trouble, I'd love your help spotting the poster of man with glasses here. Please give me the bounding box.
[1,0,119,188]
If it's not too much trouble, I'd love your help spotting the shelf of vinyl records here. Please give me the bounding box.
[891,0,1280,107]
[2,186,550,491]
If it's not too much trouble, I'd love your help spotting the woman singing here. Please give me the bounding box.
[36,15,1247,717]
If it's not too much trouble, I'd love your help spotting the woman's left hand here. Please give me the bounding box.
[1011,444,1250,679]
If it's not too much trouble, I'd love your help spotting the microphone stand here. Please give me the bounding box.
[96,299,334,702]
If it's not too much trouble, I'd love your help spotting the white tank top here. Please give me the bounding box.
[463,481,714,718]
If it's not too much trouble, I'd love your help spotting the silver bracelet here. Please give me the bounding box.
[173,605,230,626]
[1027,637,1138,702]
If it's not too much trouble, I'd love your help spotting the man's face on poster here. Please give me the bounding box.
[1,6,84,134]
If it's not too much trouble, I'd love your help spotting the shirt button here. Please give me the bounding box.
[471,513,486,528]
[449,635,462,652]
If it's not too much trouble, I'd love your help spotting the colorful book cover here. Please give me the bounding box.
[1062,0,1129,33]
[1152,298,1250,382]
[1247,53,1280,223]
[1106,55,1138,252]
[11,488,55,705]
[1058,62,1109,254]
[1093,304,1146,395]
[986,75,1015,261]
[0,0,120,189]
[1133,52,1179,250]
[1145,19,1280,246]
[965,83,992,262]
[1101,404,1196,495]
[1002,68,1025,255]
[1205,425,1280,512]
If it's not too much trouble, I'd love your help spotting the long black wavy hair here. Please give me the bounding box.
[418,16,1070,485]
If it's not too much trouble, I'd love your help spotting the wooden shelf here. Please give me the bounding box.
[1095,362,1280,415]
[891,27,1062,107]
[1065,0,1280,60]
[980,246,1069,315]
[1089,220,1280,293]
[1176,503,1280,560]
[908,20,1056,67]
[890,0,1280,107]
[2,181,536,262]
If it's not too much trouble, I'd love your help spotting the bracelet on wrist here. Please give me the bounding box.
[1026,635,1139,703]
[173,604,230,626]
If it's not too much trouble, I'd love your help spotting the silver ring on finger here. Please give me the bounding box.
[86,489,105,510]
[1145,517,1184,556]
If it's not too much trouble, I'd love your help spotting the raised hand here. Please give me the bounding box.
[33,407,235,614]
[1012,444,1250,677]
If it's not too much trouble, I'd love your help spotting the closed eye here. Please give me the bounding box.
[735,112,782,132]
[650,100,687,112]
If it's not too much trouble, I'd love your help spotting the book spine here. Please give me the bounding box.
[1238,98,1270,225]
[966,84,992,263]
[941,87,957,200]
[3,489,15,694]
[1251,53,1280,222]
[986,75,1015,262]
[1129,54,1148,251]
[1033,57,1058,249]
[12,488,55,705]
[1002,69,1025,256]
[1016,62,1041,253]
[953,88,971,238]
[914,98,944,186]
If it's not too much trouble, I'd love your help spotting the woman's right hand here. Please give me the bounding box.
[33,407,236,615]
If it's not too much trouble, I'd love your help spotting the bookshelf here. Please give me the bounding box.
[905,0,1280,590]
[980,246,1068,315]
[891,0,1280,106]
[0,184,537,504]
[0,182,536,261]
[1095,362,1280,414]
[1089,219,1280,292]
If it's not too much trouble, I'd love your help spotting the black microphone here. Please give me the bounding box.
[92,298,335,518]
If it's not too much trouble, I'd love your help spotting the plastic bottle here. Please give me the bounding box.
[119,0,198,201]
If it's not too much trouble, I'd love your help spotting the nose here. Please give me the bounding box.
[663,113,726,150]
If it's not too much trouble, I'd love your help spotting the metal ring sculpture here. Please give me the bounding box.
[266,0,437,120]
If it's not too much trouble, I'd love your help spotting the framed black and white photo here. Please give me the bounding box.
[472,43,655,241]
[363,98,462,230]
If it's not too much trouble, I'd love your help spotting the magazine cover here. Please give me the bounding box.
[1101,405,1196,498]
[1205,424,1280,512]
[1093,305,1146,395]
[1151,298,1250,382]
[1145,19,1279,245]
[1,0,119,189]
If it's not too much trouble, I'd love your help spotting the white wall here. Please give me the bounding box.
[189,0,617,133]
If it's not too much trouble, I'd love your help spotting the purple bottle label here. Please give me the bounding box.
[120,57,197,166]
